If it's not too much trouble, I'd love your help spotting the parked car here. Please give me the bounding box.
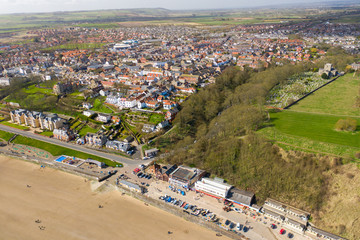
[280,229,285,235]
[287,233,294,238]
[271,224,276,229]
[234,208,242,213]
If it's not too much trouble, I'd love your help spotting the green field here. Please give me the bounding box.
[259,111,360,158]
[290,74,360,116]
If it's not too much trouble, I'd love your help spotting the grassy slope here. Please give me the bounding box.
[91,98,113,114]
[313,164,360,240]
[290,74,360,116]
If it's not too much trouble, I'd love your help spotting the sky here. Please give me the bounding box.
[0,0,343,14]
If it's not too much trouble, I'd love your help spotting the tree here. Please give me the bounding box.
[335,118,357,132]
[321,73,329,79]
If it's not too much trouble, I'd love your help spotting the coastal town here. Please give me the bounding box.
[0,7,359,240]
[0,21,359,156]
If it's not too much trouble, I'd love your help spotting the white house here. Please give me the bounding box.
[83,110,95,117]
[96,113,111,123]
[194,177,232,198]
[0,77,11,86]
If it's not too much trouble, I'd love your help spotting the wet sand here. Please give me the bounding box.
[0,155,229,240]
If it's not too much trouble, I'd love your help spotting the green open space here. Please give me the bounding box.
[290,74,360,116]
[0,121,29,130]
[0,130,15,141]
[39,131,53,137]
[78,125,98,136]
[24,85,54,95]
[148,113,165,124]
[259,110,360,158]
[91,98,113,114]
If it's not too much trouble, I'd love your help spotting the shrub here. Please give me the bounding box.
[321,73,329,79]
[334,118,357,132]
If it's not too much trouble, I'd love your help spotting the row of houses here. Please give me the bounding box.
[10,109,66,131]
[262,198,345,240]
[75,132,132,153]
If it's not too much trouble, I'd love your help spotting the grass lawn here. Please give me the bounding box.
[24,85,53,95]
[91,98,113,114]
[0,130,14,141]
[258,111,360,158]
[11,134,120,167]
[259,127,360,158]
[79,125,98,136]
[0,121,29,130]
[70,120,82,130]
[40,131,53,137]
[148,113,165,124]
[290,74,360,116]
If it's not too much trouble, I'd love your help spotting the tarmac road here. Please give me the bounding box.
[0,124,150,167]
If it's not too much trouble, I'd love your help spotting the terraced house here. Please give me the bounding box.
[10,109,66,131]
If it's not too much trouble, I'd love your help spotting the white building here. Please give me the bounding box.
[96,113,111,123]
[0,77,11,86]
[194,177,232,198]
[83,110,95,117]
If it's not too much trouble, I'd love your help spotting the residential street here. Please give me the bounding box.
[0,124,150,167]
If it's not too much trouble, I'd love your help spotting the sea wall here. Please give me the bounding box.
[115,183,247,240]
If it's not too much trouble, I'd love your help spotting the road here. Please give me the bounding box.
[0,124,151,167]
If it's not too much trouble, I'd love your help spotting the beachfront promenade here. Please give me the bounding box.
[0,124,149,167]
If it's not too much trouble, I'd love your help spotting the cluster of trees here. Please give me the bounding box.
[154,63,343,210]
[335,118,358,132]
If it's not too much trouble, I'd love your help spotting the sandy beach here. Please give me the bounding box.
[0,155,229,240]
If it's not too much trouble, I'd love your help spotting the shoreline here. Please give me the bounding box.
[0,152,233,240]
